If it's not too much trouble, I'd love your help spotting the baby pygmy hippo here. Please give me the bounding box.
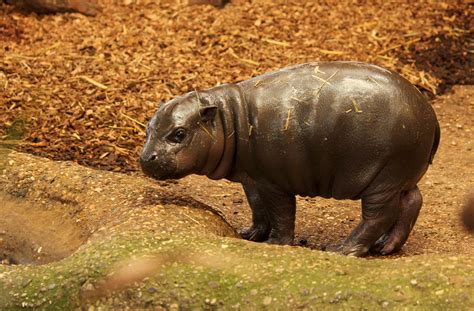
[140,62,440,257]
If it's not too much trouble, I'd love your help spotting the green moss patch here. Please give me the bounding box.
[1,230,472,309]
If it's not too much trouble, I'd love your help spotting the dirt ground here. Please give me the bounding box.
[0,144,472,309]
[0,0,473,259]
[0,195,87,265]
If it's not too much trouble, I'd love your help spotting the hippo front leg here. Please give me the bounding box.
[265,187,296,245]
[241,180,296,245]
[240,180,272,242]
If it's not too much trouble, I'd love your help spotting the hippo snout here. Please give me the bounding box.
[139,151,159,177]
[139,151,158,164]
[139,148,178,180]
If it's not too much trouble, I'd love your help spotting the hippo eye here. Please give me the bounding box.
[167,128,187,143]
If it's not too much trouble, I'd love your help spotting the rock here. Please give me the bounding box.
[232,197,243,204]
[263,296,272,305]
[21,279,31,287]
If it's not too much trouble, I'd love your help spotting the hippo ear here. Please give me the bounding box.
[199,106,218,123]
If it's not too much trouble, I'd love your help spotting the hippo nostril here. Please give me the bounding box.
[139,152,158,164]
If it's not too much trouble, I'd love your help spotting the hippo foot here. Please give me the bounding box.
[369,234,390,254]
[239,224,271,242]
[264,237,293,245]
[324,242,375,256]
[263,230,294,245]
[324,243,373,256]
[322,243,342,253]
[339,244,371,257]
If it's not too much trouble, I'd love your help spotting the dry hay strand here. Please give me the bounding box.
[351,98,363,113]
[313,70,339,97]
[283,108,293,131]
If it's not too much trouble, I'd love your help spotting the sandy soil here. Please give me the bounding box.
[0,195,87,265]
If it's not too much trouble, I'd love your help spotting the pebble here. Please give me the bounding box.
[299,288,309,295]
[22,279,32,287]
[232,197,243,204]
[263,296,272,305]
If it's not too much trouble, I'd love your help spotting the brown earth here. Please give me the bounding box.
[0,0,473,260]
[0,195,87,265]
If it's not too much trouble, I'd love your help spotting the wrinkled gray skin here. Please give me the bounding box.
[140,62,440,257]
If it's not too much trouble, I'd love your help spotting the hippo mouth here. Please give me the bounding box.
[141,165,179,181]
[145,170,188,181]
[140,157,179,181]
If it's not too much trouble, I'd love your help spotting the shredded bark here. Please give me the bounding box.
[0,0,471,172]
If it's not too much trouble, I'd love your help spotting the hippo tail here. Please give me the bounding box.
[429,120,440,164]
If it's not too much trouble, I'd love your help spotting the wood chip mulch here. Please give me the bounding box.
[0,0,472,172]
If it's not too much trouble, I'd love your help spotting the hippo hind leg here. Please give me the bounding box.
[370,186,422,255]
[340,190,400,256]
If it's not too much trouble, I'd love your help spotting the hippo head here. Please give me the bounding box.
[140,91,225,180]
